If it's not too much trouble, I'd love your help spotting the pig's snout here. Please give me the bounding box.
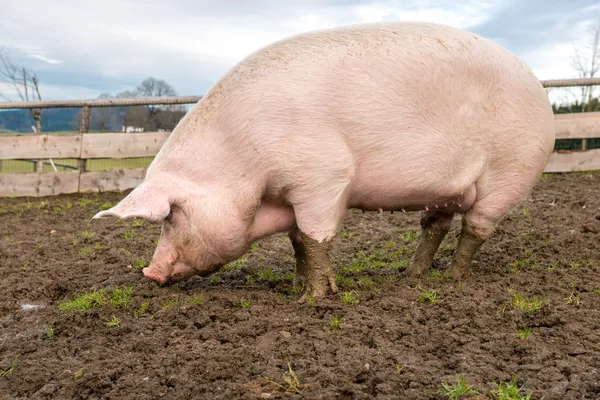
[142,260,196,285]
[142,266,168,285]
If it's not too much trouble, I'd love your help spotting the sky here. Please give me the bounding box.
[0,0,599,105]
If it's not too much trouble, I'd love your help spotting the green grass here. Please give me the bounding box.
[509,291,542,314]
[236,298,251,309]
[0,356,18,377]
[417,288,440,304]
[438,375,480,399]
[254,268,278,283]
[329,314,344,331]
[516,327,532,339]
[489,377,533,400]
[133,258,147,270]
[340,291,360,305]
[263,362,302,394]
[46,323,54,338]
[57,286,133,311]
[103,314,120,328]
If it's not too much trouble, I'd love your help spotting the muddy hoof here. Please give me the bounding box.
[443,263,469,280]
[298,276,337,304]
[404,262,430,278]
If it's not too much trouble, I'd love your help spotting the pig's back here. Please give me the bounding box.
[186,22,555,205]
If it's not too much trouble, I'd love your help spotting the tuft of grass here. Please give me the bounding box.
[509,250,539,273]
[341,291,360,305]
[546,261,561,271]
[134,299,151,317]
[255,268,278,283]
[46,323,54,338]
[489,376,533,400]
[237,298,251,309]
[103,314,120,328]
[58,289,107,311]
[78,246,92,257]
[510,291,542,314]
[402,231,420,243]
[516,327,532,340]
[0,356,18,377]
[438,375,480,399]
[286,284,304,296]
[208,273,222,285]
[417,288,440,304]
[57,286,132,311]
[357,276,375,288]
[427,269,451,282]
[593,288,600,295]
[133,258,147,270]
[99,202,114,211]
[344,260,366,275]
[338,231,353,239]
[262,362,301,394]
[108,285,133,309]
[329,314,344,331]
[565,282,581,306]
[123,230,135,240]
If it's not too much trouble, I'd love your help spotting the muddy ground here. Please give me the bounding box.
[0,173,599,400]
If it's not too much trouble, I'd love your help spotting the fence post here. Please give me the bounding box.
[78,105,91,172]
[582,139,588,151]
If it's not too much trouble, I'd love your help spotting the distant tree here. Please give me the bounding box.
[135,77,180,130]
[0,48,43,132]
[571,18,600,112]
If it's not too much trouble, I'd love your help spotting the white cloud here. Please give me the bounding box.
[28,54,62,65]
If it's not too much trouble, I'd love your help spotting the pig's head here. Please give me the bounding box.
[92,180,251,285]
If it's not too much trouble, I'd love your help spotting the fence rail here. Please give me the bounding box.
[1,77,600,197]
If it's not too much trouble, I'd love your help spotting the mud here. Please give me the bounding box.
[0,173,599,399]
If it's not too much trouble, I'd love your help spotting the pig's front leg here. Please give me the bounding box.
[287,226,308,287]
[297,231,338,302]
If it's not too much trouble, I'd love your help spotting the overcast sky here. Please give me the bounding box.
[1,0,599,105]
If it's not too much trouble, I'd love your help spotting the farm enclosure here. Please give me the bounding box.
[0,79,599,399]
[0,172,598,399]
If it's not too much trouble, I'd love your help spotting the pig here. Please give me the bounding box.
[93,21,556,302]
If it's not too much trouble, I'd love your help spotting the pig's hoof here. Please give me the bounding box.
[444,263,469,280]
[297,274,337,304]
[404,262,430,278]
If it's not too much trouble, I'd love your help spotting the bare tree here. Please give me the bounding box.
[135,77,180,130]
[0,49,43,132]
[571,18,600,112]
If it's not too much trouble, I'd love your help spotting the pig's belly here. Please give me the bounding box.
[347,172,478,213]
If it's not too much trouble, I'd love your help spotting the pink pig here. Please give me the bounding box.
[93,21,555,301]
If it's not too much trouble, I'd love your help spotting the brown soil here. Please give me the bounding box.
[0,173,599,400]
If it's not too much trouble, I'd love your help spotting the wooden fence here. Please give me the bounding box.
[0,77,600,197]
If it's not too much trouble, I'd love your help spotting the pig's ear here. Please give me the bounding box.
[91,183,171,222]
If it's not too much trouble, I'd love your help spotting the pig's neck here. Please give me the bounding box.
[150,128,268,218]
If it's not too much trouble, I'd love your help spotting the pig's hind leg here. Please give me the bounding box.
[443,175,536,280]
[287,226,309,288]
[405,211,455,278]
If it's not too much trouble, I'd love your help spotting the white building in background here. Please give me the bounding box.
[122,125,145,133]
